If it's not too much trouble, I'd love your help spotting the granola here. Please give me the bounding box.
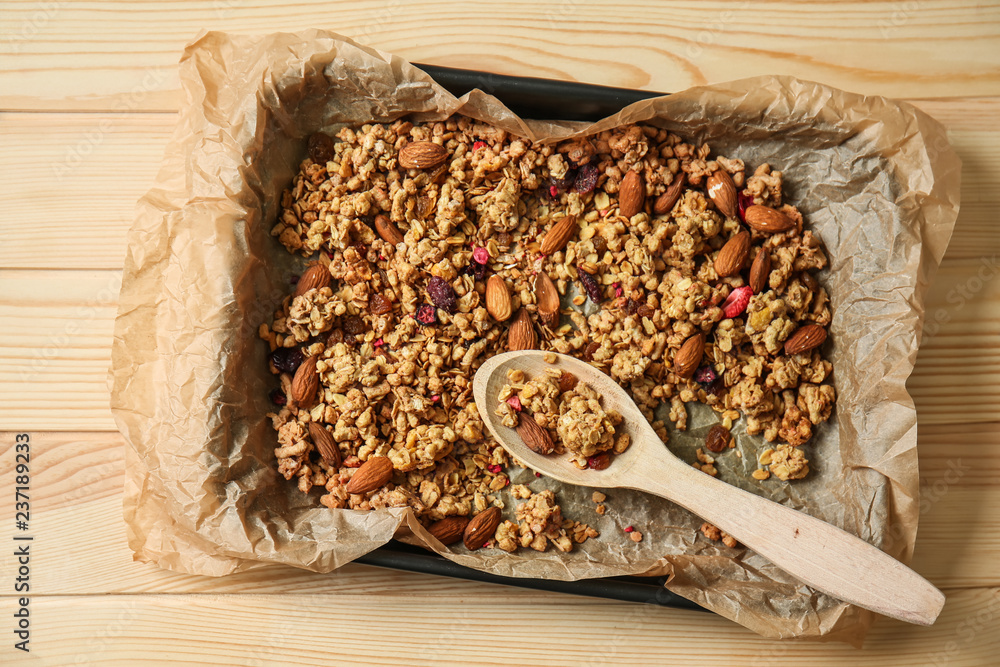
[260,115,835,550]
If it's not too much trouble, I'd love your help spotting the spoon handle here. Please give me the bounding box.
[630,445,944,625]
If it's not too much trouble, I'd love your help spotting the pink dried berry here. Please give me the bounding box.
[506,396,522,411]
[415,304,437,325]
[722,285,752,319]
[473,141,487,151]
[472,246,489,265]
[613,282,623,298]
[624,526,635,533]
[487,464,502,474]
[550,185,559,198]
[737,192,754,222]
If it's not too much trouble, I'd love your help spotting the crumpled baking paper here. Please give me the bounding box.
[109,29,961,644]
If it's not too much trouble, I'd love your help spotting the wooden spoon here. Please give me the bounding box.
[473,351,944,626]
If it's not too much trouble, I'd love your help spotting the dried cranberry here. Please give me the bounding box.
[472,261,488,281]
[572,163,599,194]
[624,298,641,316]
[426,276,458,313]
[416,304,437,325]
[694,365,717,388]
[343,315,366,335]
[369,293,393,316]
[578,267,603,303]
[269,388,287,406]
[307,133,336,164]
[737,192,754,222]
[587,453,612,470]
[270,347,304,374]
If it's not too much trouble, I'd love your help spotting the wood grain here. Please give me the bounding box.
[0,424,995,596]
[3,1,1000,113]
[2,257,997,431]
[2,101,999,268]
[4,588,998,665]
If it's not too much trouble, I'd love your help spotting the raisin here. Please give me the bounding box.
[578,267,603,303]
[270,347,303,374]
[593,236,608,255]
[583,341,600,361]
[587,453,612,470]
[495,232,512,249]
[416,304,437,325]
[705,425,731,453]
[549,169,577,192]
[326,329,344,346]
[557,371,578,393]
[426,276,458,313]
[307,133,337,164]
[636,305,654,319]
[572,163,599,194]
[343,315,366,335]
[369,293,393,316]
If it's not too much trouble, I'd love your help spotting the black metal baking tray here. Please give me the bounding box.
[356,65,704,612]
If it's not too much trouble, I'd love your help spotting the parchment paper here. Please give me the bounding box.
[109,30,961,644]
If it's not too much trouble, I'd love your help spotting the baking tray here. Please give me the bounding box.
[354,64,704,612]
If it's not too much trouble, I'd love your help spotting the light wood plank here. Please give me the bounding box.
[0,113,174,270]
[0,424,995,596]
[3,1,1000,112]
[4,587,998,665]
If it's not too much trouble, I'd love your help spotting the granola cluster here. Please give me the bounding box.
[260,115,835,551]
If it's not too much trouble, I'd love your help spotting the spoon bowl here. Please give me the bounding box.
[474,350,945,626]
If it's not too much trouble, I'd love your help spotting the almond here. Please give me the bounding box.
[290,355,319,405]
[398,141,449,169]
[539,215,578,255]
[294,263,332,298]
[308,422,341,468]
[783,324,827,356]
[619,169,645,219]
[749,248,771,294]
[654,171,684,215]
[345,456,394,494]
[515,412,555,455]
[534,271,561,327]
[485,275,512,322]
[706,170,737,219]
[714,231,751,278]
[745,205,794,233]
[374,214,404,246]
[463,506,501,550]
[673,333,705,378]
[507,308,537,351]
[427,516,469,546]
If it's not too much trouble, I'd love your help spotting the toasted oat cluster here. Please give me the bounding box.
[496,367,630,469]
[260,114,835,551]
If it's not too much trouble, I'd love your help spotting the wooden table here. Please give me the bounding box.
[2,2,998,664]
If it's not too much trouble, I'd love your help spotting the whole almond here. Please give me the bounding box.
[374,214,404,246]
[345,456,394,494]
[398,141,449,169]
[535,272,561,327]
[290,355,319,405]
[308,422,342,468]
[673,333,705,378]
[654,172,684,215]
[745,205,794,233]
[514,412,555,455]
[749,248,771,294]
[507,308,537,351]
[294,263,332,298]
[540,215,578,255]
[706,170,737,219]
[619,170,645,219]
[427,516,470,546]
[463,506,502,550]
[783,324,827,356]
[714,231,751,278]
[485,275,513,321]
